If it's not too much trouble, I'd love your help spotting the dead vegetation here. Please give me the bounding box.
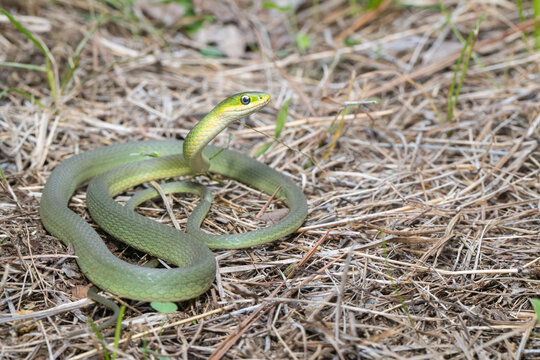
[1,0,539,359]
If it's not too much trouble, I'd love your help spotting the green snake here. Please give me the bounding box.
[40,92,307,304]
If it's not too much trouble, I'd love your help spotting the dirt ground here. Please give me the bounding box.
[1,0,539,359]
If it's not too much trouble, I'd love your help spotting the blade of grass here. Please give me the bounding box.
[88,317,111,360]
[254,98,290,157]
[0,88,45,108]
[531,298,540,323]
[439,4,495,87]
[453,16,483,111]
[0,61,46,72]
[60,16,102,92]
[254,142,273,158]
[0,9,48,54]
[516,0,525,21]
[446,16,483,123]
[209,133,233,161]
[381,231,415,327]
[245,121,323,172]
[323,74,355,160]
[60,57,80,93]
[274,98,289,138]
[0,8,58,104]
[323,110,346,160]
[111,305,126,360]
[534,0,540,49]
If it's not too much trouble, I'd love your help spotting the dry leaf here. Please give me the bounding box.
[258,208,290,223]
[134,0,186,26]
[423,41,463,63]
[13,310,37,335]
[194,24,252,58]
[192,0,235,22]
[72,285,90,300]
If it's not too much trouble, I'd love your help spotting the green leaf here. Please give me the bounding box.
[446,15,483,123]
[88,317,111,360]
[366,0,384,9]
[60,58,80,92]
[112,305,126,360]
[255,98,290,158]
[185,18,209,35]
[254,142,273,158]
[0,168,6,183]
[516,0,525,21]
[0,9,47,54]
[276,49,291,58]
[534,0,540,49]
[275,98,290,138]
[531,298,540,323]
[262,2,292,12]
[61,17,100,92]
[150,301,178,313]
[0,61,46,72]
[343,36,358,46]
[303,158,315,169]
[296,33,310,51]
[0,88,45,108]
[362,97,381,103]
[200,46,225,58]
[0,8,57,103]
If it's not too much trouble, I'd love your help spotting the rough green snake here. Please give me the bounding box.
[40,92,308,305]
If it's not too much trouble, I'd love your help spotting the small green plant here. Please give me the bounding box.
[254,99,290,157]
[364,0,385,10]
[200,46,225,58]
[263,2,310,52]
[150,301,178,313]
[0,8,58,105]
[175,0,215,36]
[0,88,45,108]
[139,343,170,360]
[0,168,7,184]
[531,298,540,324]
[112,305,126,360]
[323,99,379,159]
[88,304,126,360]
[0,8,96,108]
[534,0,540,49]
[380,230,415,326]
[348,0,385,15]
[445,15,484,123]
[517,0,526,21]
[88,318,111,360]
[518,0,540,49]
[323,103,359,160]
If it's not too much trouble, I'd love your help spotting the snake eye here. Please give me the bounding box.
[240,95,251,105]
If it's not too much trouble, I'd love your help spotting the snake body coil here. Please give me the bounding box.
[40,92,307,301]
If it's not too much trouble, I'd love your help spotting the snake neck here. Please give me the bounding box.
[183,108,233,174]
[182,92,271,174]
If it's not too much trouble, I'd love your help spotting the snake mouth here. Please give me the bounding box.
[257,93,271,105]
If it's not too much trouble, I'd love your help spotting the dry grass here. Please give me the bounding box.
[1,0,540,359]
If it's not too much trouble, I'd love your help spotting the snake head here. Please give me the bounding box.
[216,91,271,118]
[183,91,271,174]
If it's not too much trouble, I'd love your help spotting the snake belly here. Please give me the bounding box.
[40,140,308,301]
